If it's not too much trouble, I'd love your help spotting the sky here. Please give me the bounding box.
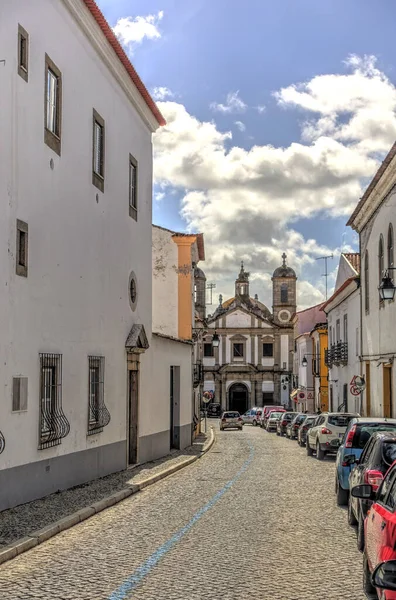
[98,0,396,310]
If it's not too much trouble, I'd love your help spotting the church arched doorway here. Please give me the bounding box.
[228,383,249,414]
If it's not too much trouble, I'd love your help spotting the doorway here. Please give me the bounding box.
[383,364,393,418]
[228,383,248,414]
[128,369,139,465]
[170,366,180,449]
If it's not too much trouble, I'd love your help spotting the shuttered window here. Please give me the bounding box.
[12,377,28,411]
[92,109,105,192]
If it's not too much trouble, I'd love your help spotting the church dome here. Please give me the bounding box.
[273,253,296,278]
[194,266,206,279]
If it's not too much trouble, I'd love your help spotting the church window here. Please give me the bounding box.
[204,343,214,357]
[263,343,273,357]
[233,343,244,358]
[280,283,288,303]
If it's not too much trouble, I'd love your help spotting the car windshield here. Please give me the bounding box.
[382,441,396,465]
[353,423,396,449]
[224,412,239,418]
[305,418,315,425]
[328,414,356,427]
[270,413,282,419]
[285,413,296,420]
[295,415,306,424]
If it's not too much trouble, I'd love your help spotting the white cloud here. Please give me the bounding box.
[234,121,246,132]
[113,11,164,53]
[256,105,266,114]
[210,91,247,114]
[154,191,165,202]
[152,86,174,101]
[153,56,393,308]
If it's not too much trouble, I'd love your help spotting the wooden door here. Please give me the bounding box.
[383,365,392,418]
[366,362,371,416]
[128,369,139,464]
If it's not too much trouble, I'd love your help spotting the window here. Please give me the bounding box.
[364,250,369,313]
[263,392,274,404]
[233,343,244,358]
[44,54,62,155]
[280,283,288,303]
[12,377,28,411]
[336,319,340,342]
[343,314,348,344]
[389,224,394,269]
[379,234,385,289]
[376,470,396,506]
[39,353,70,449]
[92,109,105,191]
[263,343,274,357]
[88,356,109,435]
[383,442,396,467]
[16,219,28,277]
[204,343,214,357]
[17,25,29,82]
[129,154,138,220]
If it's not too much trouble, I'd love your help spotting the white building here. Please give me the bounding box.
[322,254,361,414]
[0,0,165,510]
[348,142,396,418]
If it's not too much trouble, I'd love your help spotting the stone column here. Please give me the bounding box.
[221,377,227,411]
[215,377,221,405]
[255,379,262,407]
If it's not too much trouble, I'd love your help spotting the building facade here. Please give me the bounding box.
[348,142,396,418]
[194,256,297,413]
[0,0,165,510]
[310,323,329,413]
[322,253,361,415]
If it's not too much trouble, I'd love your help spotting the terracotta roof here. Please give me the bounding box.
[343,253,360,274]
[321,276,359,313]
[347,142,396,228]
[82,0,165,127]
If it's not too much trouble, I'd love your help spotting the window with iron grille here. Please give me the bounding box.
[17,24,29,82]
[92,109,105,192]
[88,356,110,435]
[129,154,138,220]
[39,353,70,449]
[233,343,244,358]
[44,54,62,155]
[16,219,28,277]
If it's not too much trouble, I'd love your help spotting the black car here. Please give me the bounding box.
[286,413,308,440]
[348,431,396,552]
[276,412,297,436]
[297,415,316,447]
[206,403,221,417]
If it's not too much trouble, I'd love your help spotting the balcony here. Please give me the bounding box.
[326,342,348,367]
[193,362,203,388]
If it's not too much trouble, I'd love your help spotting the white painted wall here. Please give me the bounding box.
[226,311,251,328]
[0,0,155,470]
[203,357,215,367]
[262,381,274,392]
[204,381,215,391]
[262,358,275,367]
[152,227,178,338]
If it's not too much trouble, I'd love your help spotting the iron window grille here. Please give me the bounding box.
[0,430,4,455]
[233,343,244,358]
[88,356,110,435]
[39,353,70,449]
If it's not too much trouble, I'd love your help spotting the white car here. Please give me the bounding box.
[306,412,360,460]
[220,411,243,431]
[266,412,283,432]
[241,407,262,426]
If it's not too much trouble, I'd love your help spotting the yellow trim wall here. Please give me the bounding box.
[172,236,196,340]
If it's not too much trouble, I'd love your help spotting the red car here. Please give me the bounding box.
[351,461,396,598]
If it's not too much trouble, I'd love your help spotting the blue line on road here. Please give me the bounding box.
[107,440,255,600]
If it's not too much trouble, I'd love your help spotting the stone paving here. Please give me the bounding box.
[0,430,209,548]
[0,424,365,599]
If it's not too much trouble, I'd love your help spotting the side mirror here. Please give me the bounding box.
[351,484,375,500]
[372,560,396,591]
[343,454,357,466]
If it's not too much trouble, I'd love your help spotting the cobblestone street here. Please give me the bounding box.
[0,425,365,600]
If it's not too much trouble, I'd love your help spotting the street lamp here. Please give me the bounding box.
[302,356,308,367]
[212,331,220,347]
[379,269,396,301]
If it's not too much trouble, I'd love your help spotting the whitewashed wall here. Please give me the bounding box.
[152,226,178,339]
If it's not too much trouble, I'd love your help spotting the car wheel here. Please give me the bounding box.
[335,477,348,506]
[363,552,377,599]
[252,420,257,427]
[316,441,325,460]
[276,430,280,436]
[306,441,314,456]
[348,496,358,526]
[357,512,365,553]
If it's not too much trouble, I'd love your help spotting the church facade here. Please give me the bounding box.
[194,255,297,414]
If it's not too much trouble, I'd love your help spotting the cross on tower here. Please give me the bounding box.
[282,252,287,266]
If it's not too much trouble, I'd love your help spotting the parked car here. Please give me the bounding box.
[351,463,396,598]
[266,412,283,432]
[277,412,297,436]
[220,411,243,431]
[241,407,262,426]
[306,412,359,460]
[335,418,396,506]
[206,403,222,417]
[348,431,396,552]
[260,406,286,428]
[286,413,308,440]
[297,415,316,447]
[371,559,396,599]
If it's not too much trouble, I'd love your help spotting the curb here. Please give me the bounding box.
[0,426,215,567]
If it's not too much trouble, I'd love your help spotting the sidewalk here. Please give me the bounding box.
[0,428,213,552]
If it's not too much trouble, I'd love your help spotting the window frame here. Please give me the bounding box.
[203,343,214,358]
[92,109,105,192]
[343,314,348,344]
[39,353,70,449]
[129,154,138,220]
[364,250,369,313]
[233,342,244,358]
[16,219,28,277]
[12,376,28,412]
[88,356,109,435]
[17,24,29,82]
[44,54,62,156]
[388,223,394,269]
[262,342,274,357]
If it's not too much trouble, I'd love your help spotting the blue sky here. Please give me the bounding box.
[99,0,396,308]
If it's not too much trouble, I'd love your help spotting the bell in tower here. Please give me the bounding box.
[272,253,297,325]
[235,262,250,298]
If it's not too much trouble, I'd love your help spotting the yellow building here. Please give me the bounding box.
[310,323,329,412]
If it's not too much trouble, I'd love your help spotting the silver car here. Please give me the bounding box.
[266,412,283,432]
[220,411,243,431]
[241,407,261,426]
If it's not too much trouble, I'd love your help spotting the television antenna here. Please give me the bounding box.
[316,254,334,300]
[206,283,216,305]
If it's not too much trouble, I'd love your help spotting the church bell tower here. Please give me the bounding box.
[272,253,297,326]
